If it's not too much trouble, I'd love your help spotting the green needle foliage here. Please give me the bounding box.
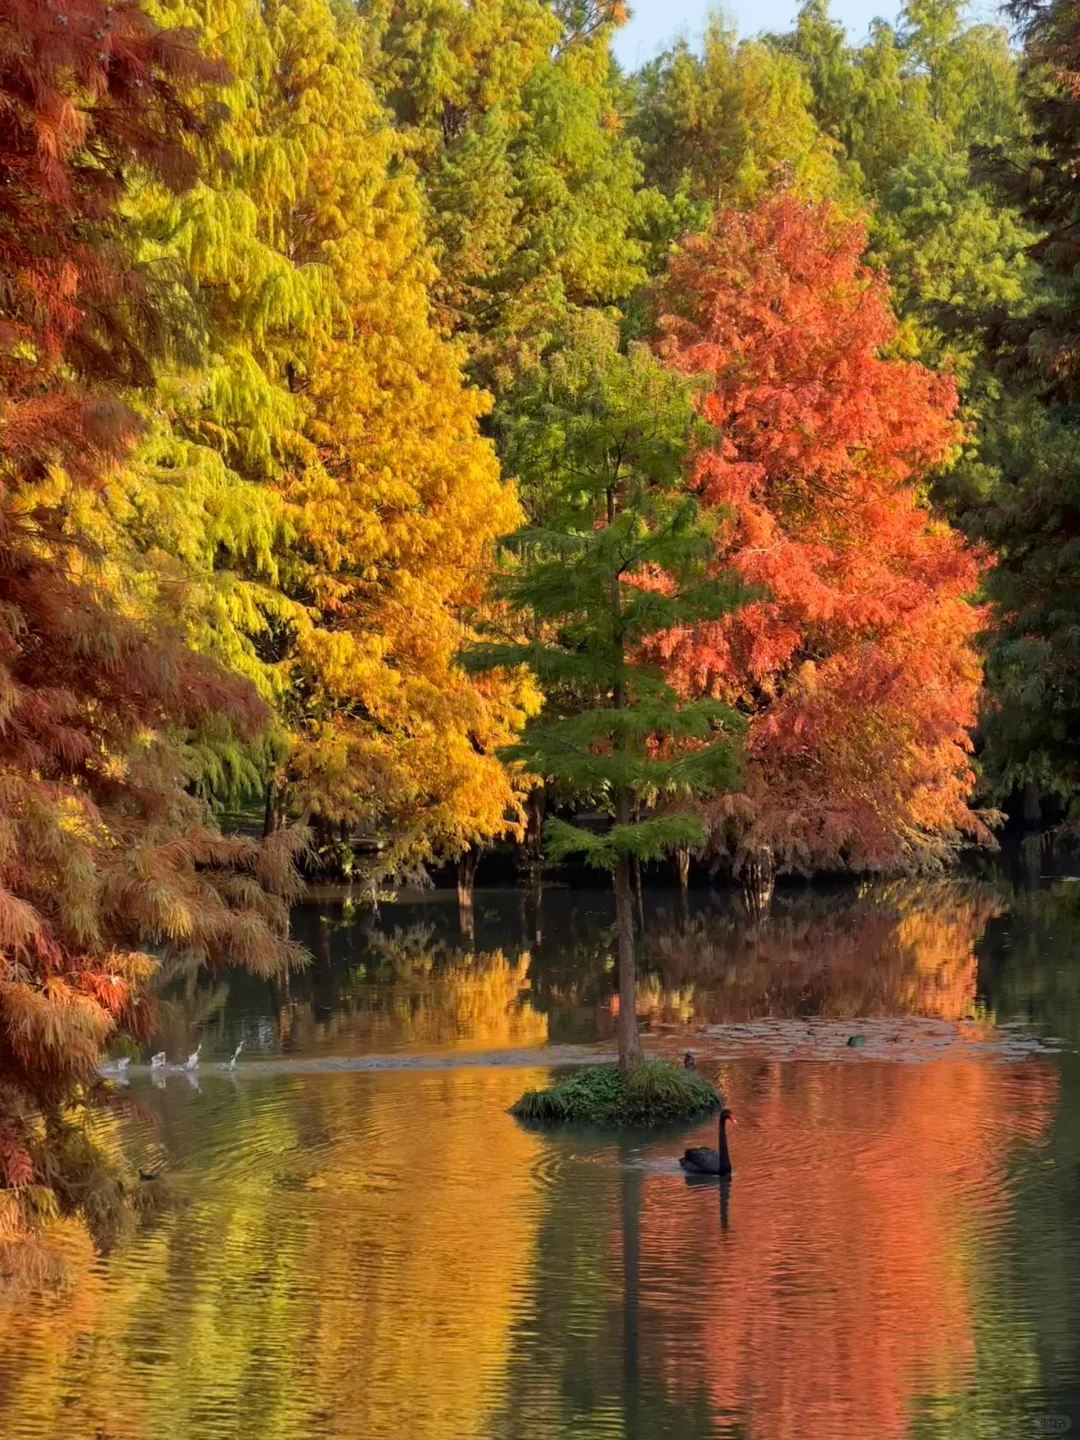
[465,313,743,1073]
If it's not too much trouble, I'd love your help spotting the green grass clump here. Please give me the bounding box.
[510,1059,719,1127]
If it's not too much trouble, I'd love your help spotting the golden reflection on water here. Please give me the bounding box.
[0,1069,547,1440]
[0,1052,1066,1440]
[2,880,1077,1439]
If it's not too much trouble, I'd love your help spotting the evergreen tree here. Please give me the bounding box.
[466,315,741,1070]
[963,0,1080,818]
[781,0,1035,385]
[628,18,845,215]
[365,0,649,390]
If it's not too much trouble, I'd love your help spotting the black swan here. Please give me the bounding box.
[679,1108,736,1175]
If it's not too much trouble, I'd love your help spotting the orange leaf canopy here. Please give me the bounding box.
[656,194,988,874]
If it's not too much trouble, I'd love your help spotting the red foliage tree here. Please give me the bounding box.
[0,1,302,1233]
[656,195,989,889]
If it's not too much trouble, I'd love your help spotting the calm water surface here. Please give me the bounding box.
[2,877,1080,1440]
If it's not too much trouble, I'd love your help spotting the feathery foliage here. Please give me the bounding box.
[102,0,539,877]
[467,313,743,1069]
[656,195,988,880]
[0,0,304,1239]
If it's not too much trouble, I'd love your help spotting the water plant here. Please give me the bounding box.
[511,1059,720,1126]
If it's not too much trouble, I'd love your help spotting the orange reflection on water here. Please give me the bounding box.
[639,881,999,1028]
[634,1056,1057,1440]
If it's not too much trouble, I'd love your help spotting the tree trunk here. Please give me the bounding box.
[613,792,643,1072]
[740,845,775,913]
[632,855,645,933]
[262,780,288,838]
[1022,778,1041,824]
[675,844,690,894]
[521,785,546,893]
[458,897,475,945]
[458,847,479,945]
[457,846,479,905]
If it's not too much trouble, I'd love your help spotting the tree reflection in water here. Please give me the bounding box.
[496,1056,1060,1440]
[153,880,1006,1060]
[1,876,1079,1440]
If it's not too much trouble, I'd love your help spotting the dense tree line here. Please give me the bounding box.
[2,0,1079,1214]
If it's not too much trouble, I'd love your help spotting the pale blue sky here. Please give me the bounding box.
[612,0,901,68]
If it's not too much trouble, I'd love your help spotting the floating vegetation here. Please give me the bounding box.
[510,1060,720,1126]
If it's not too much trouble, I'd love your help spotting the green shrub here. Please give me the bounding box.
[511,1060,719,1126]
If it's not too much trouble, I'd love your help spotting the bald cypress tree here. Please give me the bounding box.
[964,0,1080,818]
[0,0,302,1239]
[466,316,741,1071]
[108,0,535,879]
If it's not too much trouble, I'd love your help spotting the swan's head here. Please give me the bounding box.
[720,1108,737,1125]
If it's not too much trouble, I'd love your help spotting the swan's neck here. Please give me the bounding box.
[718,1116,731,1169]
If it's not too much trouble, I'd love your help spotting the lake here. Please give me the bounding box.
[2,875,1079,1440]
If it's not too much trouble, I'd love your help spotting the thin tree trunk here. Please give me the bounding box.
[675,844,690,895]
[521,784,546,894]
[459,897,475,945]
[614,790,643,1072]
[608,531,641,1071]
[676,844,691,928]
[740,845,775,913]
[262,780,288,838]
[457,846,479,904]
[631,856,644,932]
[458,847,479,945]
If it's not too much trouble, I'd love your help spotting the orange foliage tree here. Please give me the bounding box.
[0,1,302,1233]
[656,195,989,889]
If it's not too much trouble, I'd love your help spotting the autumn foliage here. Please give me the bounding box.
[656,195,989,876]
[0,1,302,1223]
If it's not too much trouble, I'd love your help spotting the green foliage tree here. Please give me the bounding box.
[364,0,650,390]
[781,0,1035,385]
[628,17,845,215]
[960,0,1080,819]
[466,315,741,1069]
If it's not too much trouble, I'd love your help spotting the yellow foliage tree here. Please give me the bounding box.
[101,0,537,875]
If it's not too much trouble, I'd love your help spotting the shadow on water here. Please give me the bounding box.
[3,872,1080,1438]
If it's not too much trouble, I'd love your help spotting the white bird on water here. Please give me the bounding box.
[150,1052,167,1070]
[227,1042,244,1070]
[116,1057,130,1076]
[184,1045,201,1072]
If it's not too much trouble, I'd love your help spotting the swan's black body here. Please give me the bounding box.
[679,1108,735,1175]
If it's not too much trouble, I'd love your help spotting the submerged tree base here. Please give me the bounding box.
[511,1060,720,1126]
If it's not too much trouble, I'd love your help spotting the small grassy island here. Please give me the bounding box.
[511,1060,720,1126]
